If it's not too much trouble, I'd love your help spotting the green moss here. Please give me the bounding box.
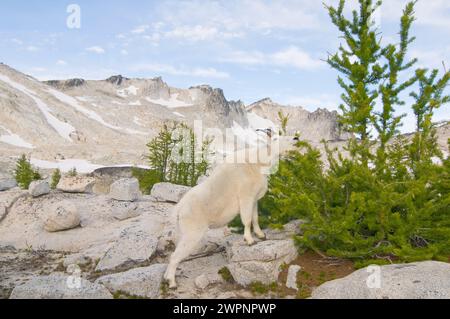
[218,267,234,283]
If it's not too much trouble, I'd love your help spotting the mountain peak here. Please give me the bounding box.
[105,75,129,86]
[45,78,86,89]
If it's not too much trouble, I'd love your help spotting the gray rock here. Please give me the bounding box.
[311,261,450,299]
[95,227,158,271]
[57,176,96,193]
[228,239,297,263]
[43,200,81,232]
[96,264,167,298]
[29,180,50,197]
[150,182,191,203]
[63,253,92,268]
[194,273,225,290]
[286,265,302,291]
[0,205,6,221]
[109,178,141,202]
[9,274,112,299]
[111,201,140,221]
[227,239,298,286]
[0,179,17,191]
[265,219,306,240]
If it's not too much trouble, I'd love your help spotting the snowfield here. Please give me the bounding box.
[146,94,193,108]
[30,158,151,174]
[0,74,76,141]
[0,125,34,149]
[46,88,148,136]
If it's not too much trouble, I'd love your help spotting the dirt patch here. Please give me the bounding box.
[0,246,65,299]
[278,251,355,298]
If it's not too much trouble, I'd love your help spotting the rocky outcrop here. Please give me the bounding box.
[311,261,450,299]
[226,239,298,286]
[96,264,167,298]
[57,176,95,194]
[150,182,191,203]
[44,78,86,89]
[0,179,16,191]
[9,274,112,299]
[43,200,81,232]
[105,75,129,86]
[111,201,140,221]
[95,226,158,272]
[109,178,141,202]
[247,98,350,141]
[29,180,50,197]
[195,273,225,290]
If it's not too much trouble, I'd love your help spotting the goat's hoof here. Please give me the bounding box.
[256,233,266,240]
[245,239,256,246]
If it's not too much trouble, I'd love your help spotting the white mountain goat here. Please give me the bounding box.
[164,129,299,288]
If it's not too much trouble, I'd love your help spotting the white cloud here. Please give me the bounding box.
[120,49,129,56]
[11,38,23,45]
[56,60,67,66]
[86,46,105,54]
[409,47,450,70]
[131,63,230,79]
[165,25,243,42]
[221,46,324,71]
[31,67,46,72]
[26,45,39,52]
[156,0,320,34]
[131,25,150,34]
[382,0,450,29]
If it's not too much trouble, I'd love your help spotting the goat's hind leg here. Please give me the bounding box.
[164,226,206,289]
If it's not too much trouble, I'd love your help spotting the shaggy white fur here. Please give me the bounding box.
[164,132,298,288]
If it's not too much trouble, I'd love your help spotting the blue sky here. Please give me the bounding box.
[0,0,449,133]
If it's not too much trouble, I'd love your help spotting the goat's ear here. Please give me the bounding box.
[266,129,273,138]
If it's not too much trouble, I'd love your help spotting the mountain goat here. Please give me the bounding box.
[164,130,298,288]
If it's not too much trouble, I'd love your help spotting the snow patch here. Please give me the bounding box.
[0,74,75,141]
[146,94,193,108]
[0,125,34,149]
[129,100,142,106]
[31,158,151,174]
[117,85,139,98]
[46,88,147,136]
[247,112,277,131]
[172,112,185,118]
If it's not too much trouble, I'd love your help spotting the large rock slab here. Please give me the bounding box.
[29,180,50,197]
[96,264,167,298]
[57,176,95,193]
[0,179,17,191]
[150,182,191,203]
[311,261,450,299]
[227,239,298,286]
[9,274,112,299]
[43,200,81,232]
[95,226,158,272]
[109,178,141,202]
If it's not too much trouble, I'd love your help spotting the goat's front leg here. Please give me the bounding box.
[252,202,266,240]
[239,198,256,246]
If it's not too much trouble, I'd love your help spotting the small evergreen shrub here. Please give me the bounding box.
[67,167,77,177]
[145,122,212,188]
[132,168,162,195]
[50,169,61,189]
[14,154,41,190]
